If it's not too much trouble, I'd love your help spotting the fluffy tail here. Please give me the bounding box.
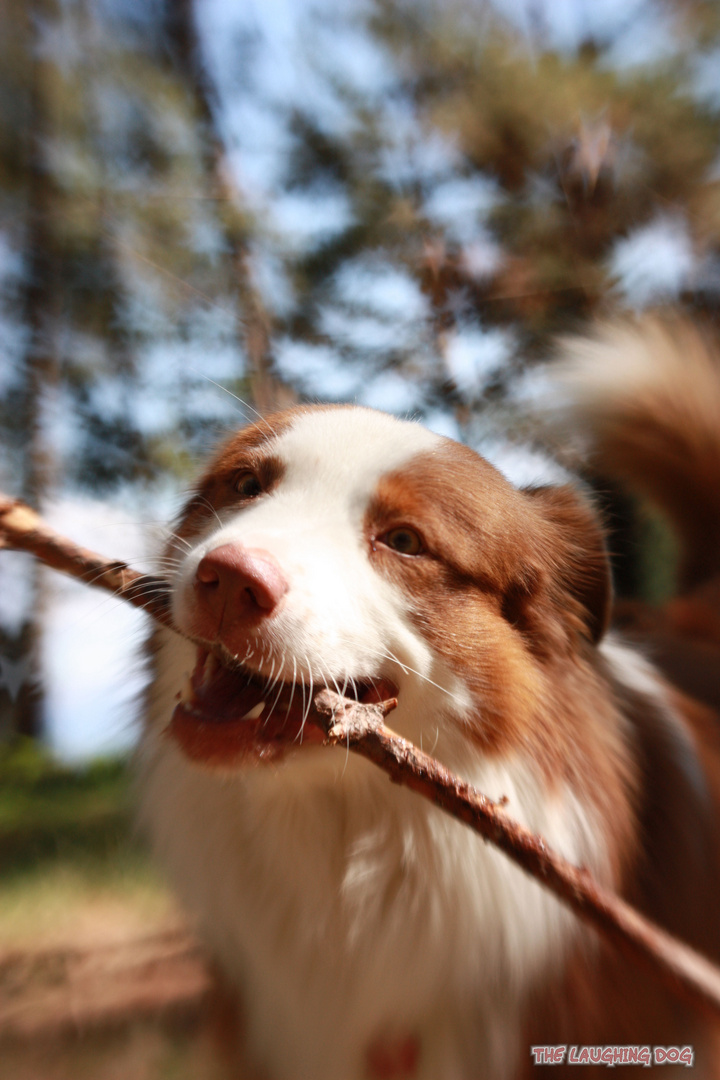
[553,315,720,591]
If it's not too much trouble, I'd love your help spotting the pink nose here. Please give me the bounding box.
[194,544,288,628]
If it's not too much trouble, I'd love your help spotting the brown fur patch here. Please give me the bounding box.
[172,413,296,545]
[363,442,634,872]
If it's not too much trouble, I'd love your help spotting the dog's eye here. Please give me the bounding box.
[235,471,263,499]
[382,527,424,556]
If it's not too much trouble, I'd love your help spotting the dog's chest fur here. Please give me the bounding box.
[141,640,605,1080]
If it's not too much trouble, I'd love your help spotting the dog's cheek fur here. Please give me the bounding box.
[370,545,545,751]
[368,462,611,737]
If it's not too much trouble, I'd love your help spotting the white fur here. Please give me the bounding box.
[602,635,709,806]
[601,635,665,699]
[140,407,606,1080]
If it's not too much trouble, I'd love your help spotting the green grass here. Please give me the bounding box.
[0,738,128,823]
[635,502,679,607]
[0,738,175,948]
[0,740,130,869]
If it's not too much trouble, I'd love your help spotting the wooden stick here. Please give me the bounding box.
[314,690,720,1023]
[0,496,173,628]
[3,492,720,1021]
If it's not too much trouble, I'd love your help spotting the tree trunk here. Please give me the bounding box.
[5,0,61,739]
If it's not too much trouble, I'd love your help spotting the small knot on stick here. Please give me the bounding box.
[313,688,398,742]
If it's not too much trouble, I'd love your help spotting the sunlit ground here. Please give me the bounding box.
[0,746,220,1080]
[2,1022,224,1080]
[0,853,174,951]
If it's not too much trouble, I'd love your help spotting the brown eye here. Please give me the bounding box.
[382,527,424,556]
[235,471,263,499]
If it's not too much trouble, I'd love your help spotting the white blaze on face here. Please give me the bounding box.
[172,408,443,689]
[275,407,441,502]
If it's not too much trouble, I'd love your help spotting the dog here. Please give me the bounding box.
[139,317,720,1079]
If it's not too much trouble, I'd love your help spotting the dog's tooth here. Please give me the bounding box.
[180,674,193,703]
[242,701,265,720]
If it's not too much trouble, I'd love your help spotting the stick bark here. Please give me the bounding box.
[0,496,173,628]
[3,491,720,1022]
[314,690,720,1023]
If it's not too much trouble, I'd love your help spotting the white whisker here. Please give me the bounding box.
[285,656,299,722]
[190,370,277,440]
[186,493,224,530]
[379,648,464,705]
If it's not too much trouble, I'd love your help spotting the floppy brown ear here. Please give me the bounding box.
[524,485,613,646]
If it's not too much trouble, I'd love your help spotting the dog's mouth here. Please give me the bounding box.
[169,647,397,767]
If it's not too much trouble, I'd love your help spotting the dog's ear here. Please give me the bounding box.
[523,485,612,647]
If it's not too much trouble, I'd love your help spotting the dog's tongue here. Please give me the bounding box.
[168,649,396,767]
[169,649,325,766]
[188,653,267,723]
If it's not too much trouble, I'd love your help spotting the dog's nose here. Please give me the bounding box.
[195,544,288,621]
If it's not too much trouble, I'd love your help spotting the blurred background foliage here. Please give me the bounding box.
[2,0,720,748]
[2,3,720,1071]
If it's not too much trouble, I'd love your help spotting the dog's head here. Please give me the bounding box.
[165,405,610,770]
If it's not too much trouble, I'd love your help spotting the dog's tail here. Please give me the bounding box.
[553,315,720,592]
